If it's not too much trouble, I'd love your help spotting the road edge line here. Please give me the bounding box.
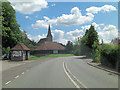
[63,62,80,88]
[65,62,88,88]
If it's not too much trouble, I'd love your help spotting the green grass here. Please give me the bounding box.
[30,54,74,60]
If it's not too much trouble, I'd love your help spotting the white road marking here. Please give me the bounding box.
[14,75,19,79]
[5,81,11,85]
[22,72,24,74]
[63,62,80,88]
[65,62,88,88]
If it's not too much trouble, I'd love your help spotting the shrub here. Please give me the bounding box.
[92,41,100,63]
[2,47,10,54]
[101,44,119,68]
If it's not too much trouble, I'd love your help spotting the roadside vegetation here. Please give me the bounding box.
[2,1,120,72]
[2,2,37,55]
[30,54,74,60]
[66,25,120,72]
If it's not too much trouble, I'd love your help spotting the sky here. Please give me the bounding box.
[9,0,118,45]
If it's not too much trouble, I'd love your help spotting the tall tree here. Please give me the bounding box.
[2,2,23,49]
[86,25,99,48]
[73,24,99,57]
[66,41,73,53]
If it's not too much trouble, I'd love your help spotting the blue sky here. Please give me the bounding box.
[11,1,118,45]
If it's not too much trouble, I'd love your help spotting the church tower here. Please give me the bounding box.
[47,25,52,42]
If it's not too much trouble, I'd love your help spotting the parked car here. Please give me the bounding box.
[2,54,9,60]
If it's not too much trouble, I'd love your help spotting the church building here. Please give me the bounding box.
[32,25,66,56]
[37,25,53,45]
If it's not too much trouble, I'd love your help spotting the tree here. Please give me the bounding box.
[21,30,37,50]
[66,41,73,53]
[73,24,99,58]
[86,25,99,49]
[2,2,23,50]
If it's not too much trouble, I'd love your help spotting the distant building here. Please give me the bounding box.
[31,25,66,56]
[111,38,120,45]
[37,25,52,45]
[10,43,30,61]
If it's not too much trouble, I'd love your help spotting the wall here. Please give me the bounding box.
[30,50,66,56]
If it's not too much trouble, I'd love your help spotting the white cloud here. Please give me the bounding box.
[31,16,50,29]
[11,0,48,14]
[86,5,117,14]
[51,4,56,7]
[25,16,29,19]
[27,33,46,42]
[66,29,83,41]
[32,5,117,29]
[31,20,48,29]
[98,25,118,43]
[52,29,68,45]
[81,22,104,32]
[32,7,94,29]
[59,39,68,45]
[103,25,116,31]
[52,29,64,41]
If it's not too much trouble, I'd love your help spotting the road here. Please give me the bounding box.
[2,56,119,88]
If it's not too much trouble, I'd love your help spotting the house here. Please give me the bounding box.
[111,38,120,45]
[10,43,30,61]
[31,25,66,56]
[33,42,66,55]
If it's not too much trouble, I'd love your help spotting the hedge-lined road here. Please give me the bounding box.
[3,56,118,88]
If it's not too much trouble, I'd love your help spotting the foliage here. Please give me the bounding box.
[100,44,119,69]
[2,2,38,52]
[92,41,100,63]
[22,30,37,50]
[86,25,99,49]
[2,2,23,49]
[2,47,10,54]
[66,41,73,53]
[73,24,119,71]
[73,25,99,58]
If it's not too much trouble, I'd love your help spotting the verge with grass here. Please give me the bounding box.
[30,54,74,60]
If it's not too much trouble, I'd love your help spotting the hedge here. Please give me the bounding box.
[100,44,120,70]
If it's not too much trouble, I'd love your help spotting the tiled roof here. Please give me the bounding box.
[35,42,66,50]
[11,43,30,51]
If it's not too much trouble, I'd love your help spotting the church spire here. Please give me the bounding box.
[47,24,52,42]
[47,24,52,37]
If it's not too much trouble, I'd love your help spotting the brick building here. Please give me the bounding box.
[10,43,30,61]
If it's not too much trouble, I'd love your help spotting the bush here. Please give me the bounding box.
[2,47,10,54]
[101,44,119,68]
[92,41,100,63]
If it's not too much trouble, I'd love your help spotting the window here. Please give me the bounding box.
[13,51,22,57]
[53,50,58,54]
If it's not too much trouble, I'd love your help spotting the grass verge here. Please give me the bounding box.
[30,54,74,60]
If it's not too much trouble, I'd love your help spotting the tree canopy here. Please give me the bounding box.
[74,24,99,57]
[2,2,23,49]
[85,25,99,49]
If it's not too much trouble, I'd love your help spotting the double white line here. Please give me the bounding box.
[63,62,87,89]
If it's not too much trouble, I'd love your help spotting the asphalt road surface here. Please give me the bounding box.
[2,56,119,88]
